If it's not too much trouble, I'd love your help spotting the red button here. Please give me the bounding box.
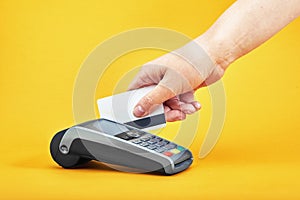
[163,152,173,157]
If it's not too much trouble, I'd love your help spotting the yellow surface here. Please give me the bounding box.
[1,0,300,199]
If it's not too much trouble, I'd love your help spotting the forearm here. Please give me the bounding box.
[196,0,300,69]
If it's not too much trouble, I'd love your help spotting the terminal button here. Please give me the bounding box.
[140,142,149,147]
[132,139,142,144]
[147,145,157,150]
[147,139,157,145]
[155,148,165,153]
[170,149,181,154]
[177,146,185,151]
[163,152,173,157]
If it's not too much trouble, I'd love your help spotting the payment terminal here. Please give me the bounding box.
[50,118,193,175]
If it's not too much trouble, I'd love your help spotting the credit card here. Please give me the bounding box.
[97,86,166,131]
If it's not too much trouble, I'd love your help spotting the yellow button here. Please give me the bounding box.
[170,149,181,154]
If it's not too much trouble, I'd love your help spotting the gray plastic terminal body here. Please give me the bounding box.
[50,119,193,175]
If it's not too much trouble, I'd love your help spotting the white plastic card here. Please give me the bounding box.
[97,86,166,131]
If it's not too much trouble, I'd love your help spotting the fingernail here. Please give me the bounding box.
[194,102,201,109]
[134,105,145,117]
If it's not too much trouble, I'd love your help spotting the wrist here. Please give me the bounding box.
[174,40,217,86]
[194,34,237,71]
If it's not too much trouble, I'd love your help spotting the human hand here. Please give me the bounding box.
[128,41,225,122]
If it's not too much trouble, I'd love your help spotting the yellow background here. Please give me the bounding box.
[1,0,300,199]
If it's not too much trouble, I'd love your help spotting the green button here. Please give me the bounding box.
[177,146,185,151]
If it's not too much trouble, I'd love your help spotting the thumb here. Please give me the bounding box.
[133,84,175,117]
